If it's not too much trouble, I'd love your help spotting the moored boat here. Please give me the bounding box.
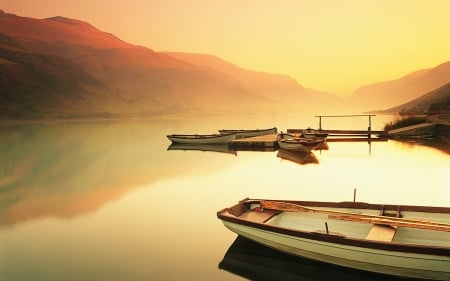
[277,133,323,151]
[217,198,450,280]
[219,127,277,139]
[166,132,235,144]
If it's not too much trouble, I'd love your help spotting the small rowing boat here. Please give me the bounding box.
[277,133,323,151]
[217,198,450,280]
[166,132,235,144]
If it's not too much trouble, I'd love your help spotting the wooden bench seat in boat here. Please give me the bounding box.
[366,224,397,242]
[240,208,280,223]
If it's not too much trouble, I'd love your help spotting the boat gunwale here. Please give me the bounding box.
[167,132,235,139]
[218,127,277,134]
[217,199,450,257]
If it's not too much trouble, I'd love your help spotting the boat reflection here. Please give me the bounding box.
[313,140,329,151]
[167,143,237,155]
[276,148,319,165]
[219,236,423,281]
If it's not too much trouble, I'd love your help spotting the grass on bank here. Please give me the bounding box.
[383,116,428,131]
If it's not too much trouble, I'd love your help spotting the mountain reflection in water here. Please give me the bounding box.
[0,120,190,226]
[219,236,423,281]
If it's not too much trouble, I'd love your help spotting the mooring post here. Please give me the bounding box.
[368,115,372,139]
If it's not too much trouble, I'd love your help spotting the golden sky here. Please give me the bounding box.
[3,0,450,96]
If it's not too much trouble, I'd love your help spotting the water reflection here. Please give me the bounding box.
[167,143,237,156]
[0,120,235,227]
[392,139,450,156]
[220,236,423,281]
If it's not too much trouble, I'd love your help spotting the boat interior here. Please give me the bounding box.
[220,200,450,247]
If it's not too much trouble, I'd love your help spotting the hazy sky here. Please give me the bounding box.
[3,0,450,96]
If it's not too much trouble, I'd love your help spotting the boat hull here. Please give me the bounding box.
[166,133,235,144]
[223,221,449,280]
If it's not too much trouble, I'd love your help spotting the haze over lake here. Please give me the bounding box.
[1,114,448,281]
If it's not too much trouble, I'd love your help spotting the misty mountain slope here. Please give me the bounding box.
[164,52,343,111]
[349,61,450,111]
[0,45,105,119]
[385,82,450,114]
[0,11,272,118]
[164,52,308,96]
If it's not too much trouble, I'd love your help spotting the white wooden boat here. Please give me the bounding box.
[277,133,323,151]
[217,198,450,280]
[166,133,235,144]
[219,127,277,139]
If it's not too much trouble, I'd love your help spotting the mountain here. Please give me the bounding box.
[164,52,342,111]
[384,82,450,115]
[0,10,333,119]
[348,61,450,111]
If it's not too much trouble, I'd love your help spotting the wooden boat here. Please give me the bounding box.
[217,198,450,280]
[167,143,237,155]
[302,127,328,140]
[220,236,407,281]
[166,132,235,144]
[276,148,319,165]
[218,127,277,139]
[277,133,323,151]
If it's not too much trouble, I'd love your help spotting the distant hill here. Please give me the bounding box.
[348,61,450,111]
[164,52,342,111]
[384,82,450,115]
[0,10,338,119]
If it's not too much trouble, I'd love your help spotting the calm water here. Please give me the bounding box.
[0,113,449,281]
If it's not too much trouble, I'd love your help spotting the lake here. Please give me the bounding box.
[0,113,449,281]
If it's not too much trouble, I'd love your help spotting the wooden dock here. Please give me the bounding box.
[229,130,387,150]
[229,114,390,149]
[287,129,387,136]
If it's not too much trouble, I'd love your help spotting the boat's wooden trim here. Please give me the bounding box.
[261,200,450,232]
[239,208,280,223]
[219,127,277,134]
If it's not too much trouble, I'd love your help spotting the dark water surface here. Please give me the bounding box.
[0,114,449,281]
